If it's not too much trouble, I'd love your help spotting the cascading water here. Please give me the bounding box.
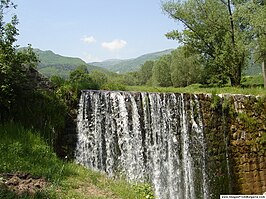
[75,90,210,199]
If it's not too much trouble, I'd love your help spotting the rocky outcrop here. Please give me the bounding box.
[25,67,53,90]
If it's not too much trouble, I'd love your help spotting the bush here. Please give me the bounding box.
[10,90,67,147]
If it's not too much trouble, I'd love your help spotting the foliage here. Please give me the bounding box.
[162,0,249,86]
[122,46,217,88]
[133,183,155,199]
[245,1,266,61]
[137,60,154,85]
[0,1,39,121]
[236,0,266,87]
[89,70,108,88]
[50,75,65,87]
[121,71,140,86]
[9,90,67,147]
[170,47,203,87]
[69,65,99,90]
[152,55,172,87]
[50,66,100,115]
[210,91,221,110]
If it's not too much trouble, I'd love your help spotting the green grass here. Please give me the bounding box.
[125,75,266,96]
[0,123,154,199]
[126,83,265,96]
[241,75,264,87]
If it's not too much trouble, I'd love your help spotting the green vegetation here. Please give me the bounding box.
[35,49,86,66]
[241,75,264,87]
[0,0,39,122]
[50,66,127,116]
[28,48,107,78]
[0,123,154,199]
[121,46,265,89]
[30,48,173,78]
[125,84,265,96]
[162,0,266,87]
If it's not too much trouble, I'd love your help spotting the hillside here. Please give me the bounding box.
[23,48,261,78]
[32,49,105,78]
[90,49,173,73]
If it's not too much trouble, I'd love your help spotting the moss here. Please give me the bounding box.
[237,112,259,132]
[222,97,235,118]
[211,91,221,110]
[253,96,266,115]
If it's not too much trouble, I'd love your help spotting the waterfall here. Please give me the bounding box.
[75,90,210,199]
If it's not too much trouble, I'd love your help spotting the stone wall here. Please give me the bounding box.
[199,94,266,195]
[228,95,266,194]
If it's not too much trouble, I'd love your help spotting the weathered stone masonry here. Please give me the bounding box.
[199,94,266,195]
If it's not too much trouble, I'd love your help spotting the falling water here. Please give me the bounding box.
[75,90,210,199]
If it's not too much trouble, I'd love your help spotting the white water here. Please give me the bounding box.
[75,91,210,199]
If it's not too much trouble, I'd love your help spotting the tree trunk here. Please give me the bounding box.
[230,76,241,87]
[262,59,266,88]
[230,64,241,87]
[227,0,235,47]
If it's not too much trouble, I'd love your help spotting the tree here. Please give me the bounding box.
[69,65,88,83]
[251,2,266,88]
[50,75,66,88]
[162,0,249,86]
[0,1,38,118]
[152,55,172,87]
[170,47,203,87]
[138,60,154,85]
[237,0,266,88]
[89,70,108,88]
[122,71,140,86]
[69,65,99,90]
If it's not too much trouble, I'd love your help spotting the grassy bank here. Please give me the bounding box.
[0,123,154,199]
[126,84,265,96]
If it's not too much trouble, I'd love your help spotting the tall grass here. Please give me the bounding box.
[0,123,154,199]
[0,123,72,182]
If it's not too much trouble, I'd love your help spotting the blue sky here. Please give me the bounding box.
[13,0,180,62]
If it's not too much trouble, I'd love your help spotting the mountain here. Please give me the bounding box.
[35,49,86,66]
[31,49,105,78]
[90,49,174,73]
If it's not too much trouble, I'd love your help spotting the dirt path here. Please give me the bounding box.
[0,173,47,196]
[0,172,121,198]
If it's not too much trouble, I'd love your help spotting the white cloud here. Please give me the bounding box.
[81,35,96,44]
[102,39,127,51]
